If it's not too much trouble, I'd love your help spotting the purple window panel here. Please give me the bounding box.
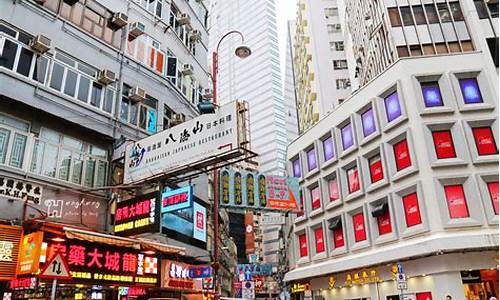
[421,82,443,107]
[307,148,317,171]
[323,137,335,161]
[341,123,354,150]
[292,159,301,178]
[459,78,483,104]
[384,92,402,123]
[361,108,376,137]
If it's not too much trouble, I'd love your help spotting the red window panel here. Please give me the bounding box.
[314,227,325,253]
[394,139,412,171]
[377,211,392,235]
[328,178,340,202]
[311,186,321,210]
[487,181,499,215]
[156,51,165,73]
[432,130,457,159]
[416,292,433,300]
[472,127,498,156]
[333,228,344,248]
[402,192,422,227]
[299,234,308,257]
[444,185,470,219]
[352,213,367,242]
[369,156,384,183]
[148,47,155,69]
[347,167,360,194]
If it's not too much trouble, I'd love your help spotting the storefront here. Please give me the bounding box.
[0,225,23,299]
[461,269,499,300]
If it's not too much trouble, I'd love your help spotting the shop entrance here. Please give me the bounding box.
[462,270,499,300]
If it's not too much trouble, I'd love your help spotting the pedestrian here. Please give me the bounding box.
[446,295,452,300]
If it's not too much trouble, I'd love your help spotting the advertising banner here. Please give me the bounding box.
[193,202,207,242]
[236,264,273,276]
[114,192,160,237]
[245,212,255,254]
[260,215,286,226]
[161,260,203,292]
[161,186,193,213]
[0,225,22,280]
[124,101,240,184]
[219,168,300,211]
[17,231,44,275]
[162,201,207,243]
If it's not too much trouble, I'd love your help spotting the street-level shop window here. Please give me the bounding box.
[393,139,412,171]
[459,78,483,104]
[314,226,325,253]
[384,91,402,123]
[421,81,444,107]
[307,147,317,171]
[432,130,457,159]
[369,155,384,183]
[444,184,470,218]
[0,114,30,169]
[352,212,367,242]
[292,158,302,178]
[402,192,422,227]
[298,234,308,257]
[472,127,498,156]
[487,181,499,215]
[361,108,377,137]
[328,176,340,202]
[341,123,354,150]
[347,166,361,194]
[322,136,335,161]
[310,185,321,211]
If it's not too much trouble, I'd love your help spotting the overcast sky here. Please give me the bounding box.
[275,0,298,75]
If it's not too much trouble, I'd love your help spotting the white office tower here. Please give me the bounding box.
[208,0,288,175]
[284,20,300,144]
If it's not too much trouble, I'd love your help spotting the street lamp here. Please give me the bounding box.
[210,30,251,300]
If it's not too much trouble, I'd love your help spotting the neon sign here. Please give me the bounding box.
[161,186,193,213]
[114,192,160,236]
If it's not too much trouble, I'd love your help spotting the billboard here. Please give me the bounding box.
[219,168,300,211]
[114,192,160,236]
[162,200,207,244]
[161,260,203,292]
[161,186,193,213]
[236,264,273,276]
[124,101,241,184]
[245,212,255,254]
[17,232,44,275]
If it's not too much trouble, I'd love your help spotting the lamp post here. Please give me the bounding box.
[211,30,251,300]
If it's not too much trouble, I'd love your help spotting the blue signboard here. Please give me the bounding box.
[161,186,193,213]
[161,200,207,243]
[236,264,273,276]
[189,266,213,278]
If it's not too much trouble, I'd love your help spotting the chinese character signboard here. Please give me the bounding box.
[219,168,300,212]
[0,176,43,204]
[0,225,22,280]
[124,101,242,184]
[114,192,160,237]
[17,231,43,275]
[189,265,213,278]
[192,202,207,242]
[161,260,202,292]
[162,201,207,244]
[236,264,273,277]
[161,186,193,213]
[43,240,159,285]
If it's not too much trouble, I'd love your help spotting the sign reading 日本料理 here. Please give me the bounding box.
[124,101,240,184]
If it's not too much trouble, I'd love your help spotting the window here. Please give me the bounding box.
[388,7,402,27]
[310,186,321,210]
[432,130,457,159]
[336,79,350,89]
[421,82,443,107]
[472,127,498,155]
[444,185,470,218]
[292,158,301,178]
[333,60,348,70]
[298,190,305,217]
[327,24,342,33]
[437,3,452,22]
[0,114,29,169]
[127,35,166,74]
[425,4,440,23]
[322,136,335,161]
[347,166,360,194]
[341,123,354,150]
[401,7,415,25]
[384,91,402,123]
[325,8,338,17]
[449,2,465,21]
[394,139,412,171]
[474,0,490,19]
[307,148,317,171]
[328,176,340,202]
[486,38,499,68]
[412,5,427,24]
[488,2,499,18]
[377,208,392,235]
[459,78,483,104]
[121,84,158,133]
[298,234,308,257]
[397,46,410,57]
[369,155,384,183]
[314,227,325,253]
[487,181,499,215]
[135,0,165,18]
[333,41,344,51]
[361,108,376,137]
[402,193,422,227]
[352,213,367,242]
[330,218,344,248]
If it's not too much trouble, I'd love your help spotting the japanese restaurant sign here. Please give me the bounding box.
[124,101,241,184]
[44,240,159,285]
[219,168,300,211]
[161,260,202,292]
[0,225,22,280]
[114,192,160,237]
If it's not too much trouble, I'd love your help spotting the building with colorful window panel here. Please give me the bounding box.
[285,47,498,300]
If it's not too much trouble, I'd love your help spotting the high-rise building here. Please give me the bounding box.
[294,0,352,134]
[284,20,300,143]
[208,0,288,175]
[284,0,499,298]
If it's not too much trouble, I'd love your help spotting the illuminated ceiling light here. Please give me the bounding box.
[51,237,65,242]
[143,250,156,255]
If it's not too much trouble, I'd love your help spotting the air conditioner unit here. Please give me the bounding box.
[181,63,193,76]
[128,86,146,102]
[178,13,191,26]
[171,113,186,126]
[111,12,128,28]
[189,30,201,42]
[97,69,116,85]
[30,34,51,54]
[129,22,145,38]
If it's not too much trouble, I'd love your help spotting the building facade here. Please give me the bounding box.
[208,0,288,175]
[284,20,300,144]
[293,0,353,134]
